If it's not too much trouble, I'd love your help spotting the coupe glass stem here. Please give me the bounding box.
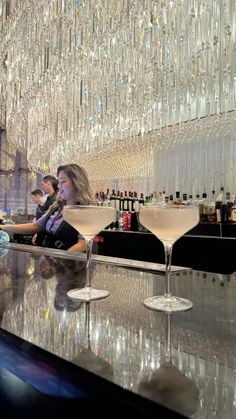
[85,238,93,288]
[165,313,171,363]
[85,302,91,351]
[164,244,173,298]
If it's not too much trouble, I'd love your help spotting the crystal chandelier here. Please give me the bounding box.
[0,0,235,191]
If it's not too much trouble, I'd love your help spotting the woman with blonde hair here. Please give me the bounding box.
[1,164,93,252]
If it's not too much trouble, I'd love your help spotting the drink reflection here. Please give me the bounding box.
[138,313,199,418]
[72,301,114,380]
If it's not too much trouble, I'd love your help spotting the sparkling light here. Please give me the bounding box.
[0,0,235,192]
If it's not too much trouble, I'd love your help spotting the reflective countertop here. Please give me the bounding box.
[0,244,235,418]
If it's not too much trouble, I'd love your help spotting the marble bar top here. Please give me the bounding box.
[0,244,235,418]
[1,242,190,273]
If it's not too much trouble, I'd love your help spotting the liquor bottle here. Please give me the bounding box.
[128,191,133,211]
[193,193,200,205]
[115,191,121,212]
[145,195,150,206]
[161,188,166,203]
[201,193,210,222]
[119,192,124,212]
[103,189,111,207]
[123,191,129,211]
[215,186,225,222]
[230,196,236,222]
[151,191,158,205]
[225,192,233,222]
[174,191,181,205]
[106,189,110,201]
[122,211,129,230]
[110,189,117,209]
[130,211,139,231]
[206,189,216,222]
[133,192,139,212]
[157,190,166,204]
[139,193,145,208]
[181,193,188,205]
[97,192,104,206]
[198,192,207,222]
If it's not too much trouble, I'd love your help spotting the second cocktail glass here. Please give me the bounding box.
[63,205,116,301]
[139,203,199,312]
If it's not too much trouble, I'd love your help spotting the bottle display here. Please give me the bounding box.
[94,185,236,232]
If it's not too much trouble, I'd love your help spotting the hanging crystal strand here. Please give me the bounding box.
[225,9,233,114]
[218,0,224,114]
[230,1,236,110]
[213,0,220,115]
[183,0,190,122]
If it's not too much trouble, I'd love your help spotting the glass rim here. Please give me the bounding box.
[140,204,199,209]
[63,205,115,209]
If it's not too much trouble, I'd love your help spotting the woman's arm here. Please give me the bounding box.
[0,223,41,235]
[68,238,86,253]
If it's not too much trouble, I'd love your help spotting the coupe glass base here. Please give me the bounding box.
[67,286,109,302]
[144,295,193,313]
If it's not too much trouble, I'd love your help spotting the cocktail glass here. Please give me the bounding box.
[63,205,116,301]
[139,204,199,312]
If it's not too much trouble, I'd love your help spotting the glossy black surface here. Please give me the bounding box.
[0,244,236,418]
[99,229,236,273]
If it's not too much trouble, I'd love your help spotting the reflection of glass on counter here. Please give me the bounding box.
[72,302,113,380]
[138,314,199,418]
[138,364,198,417]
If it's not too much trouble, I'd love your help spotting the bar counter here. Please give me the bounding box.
[12,221,236,273]
[0,243,235,418]
[99,223,236,274]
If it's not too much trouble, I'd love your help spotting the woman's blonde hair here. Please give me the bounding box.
[57,163,93,205]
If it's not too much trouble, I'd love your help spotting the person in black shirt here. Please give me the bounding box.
[30,189,46,220]
[13,189,46,244]
[34,175,59,246]
[40,175,59,212]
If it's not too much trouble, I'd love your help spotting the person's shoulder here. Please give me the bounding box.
[40,201,50,212]
[48,192,58,205]
[41,194,56,210]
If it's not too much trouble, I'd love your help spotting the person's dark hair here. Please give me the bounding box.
[57,163,93,204]
[31,189,43,197]
[42,175,59,192]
